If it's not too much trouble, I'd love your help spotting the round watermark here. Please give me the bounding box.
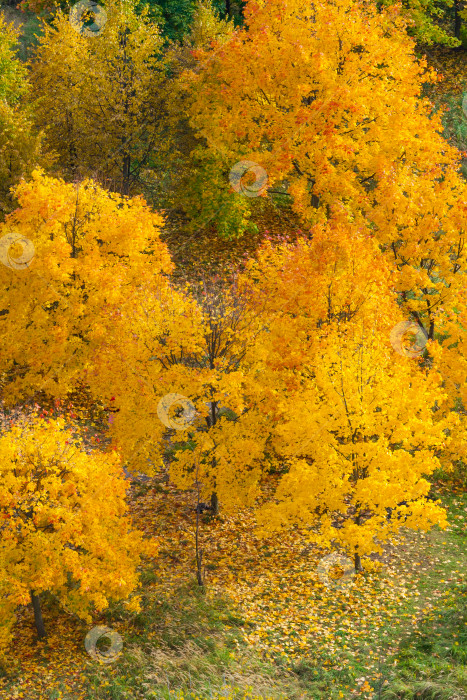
[157,393,196,430]
[0,232,35,270]
[229,160,268,197]
[84,625,123,664]
[317,552,355,591]
[69,0,107,37]
[390,320,428,358]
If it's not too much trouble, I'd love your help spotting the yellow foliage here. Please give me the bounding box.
[238,224,450,560]
[0,414,148,653]
[30,0,172,195]
[0,17,42,217]
[0,169,171,404]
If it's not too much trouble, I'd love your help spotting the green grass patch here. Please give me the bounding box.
[83,580,302,699]
[0,3,44,62]
[80,491,467,700]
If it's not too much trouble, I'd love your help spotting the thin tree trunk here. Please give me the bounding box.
[354,511,364,572]
[210,489,219,516]
[194,461,204,588]
[30,591,46,639]
[122,153,131,197]
[195,506,204,587]
[354,551,363,572]
[208,400,219,516]
[455,0,462,40]
[226,0,231,16]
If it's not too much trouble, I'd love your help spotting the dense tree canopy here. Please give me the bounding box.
[0,0,466,694]
[0,16,41,217]
[0,169,170,404]
[30,0,173,196]
[0,414,149,652]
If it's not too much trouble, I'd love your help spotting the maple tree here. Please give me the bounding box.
[182,0,467,481]
[30,0,173,196]
[239,223,453,571]
[182,0,467,251]
[165,276,268,514]
[0,16,41,218]
[0,413,149,652]
[88,219,455,575]
[0,169,171,406]
[84,272,267,515]
[378,0,462,46]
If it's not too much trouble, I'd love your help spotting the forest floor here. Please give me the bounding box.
[0,5,23,29]
[0,421,465,700]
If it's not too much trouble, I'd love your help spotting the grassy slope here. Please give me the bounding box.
[77,489,467,700]
[0,2,43,61]
[1,484,464,700]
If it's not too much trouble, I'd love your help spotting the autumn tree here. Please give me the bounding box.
[30,0,173,197]
[0,413,149,652]
[0,17,42,218]
[166,275,269,514]
[27,10,88,183]
[238,223,453,572]
[84,271,270,519]
[378,0,461,46]
[255,322,450,572]
[0,169,171,406]
[183,0,467,475]
[183,0,467,252]
[102,221,455,572]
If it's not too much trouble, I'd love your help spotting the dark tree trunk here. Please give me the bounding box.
[194,459,205,588]
[195,502,204,587]
[210,491,219,516]
[30,591,46,639]
[226,0,231,16]
[122,154,131,197]
[207,400,219,516]
[354,511,364,572]
[354,551,363,572]
[455,0,462,40]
